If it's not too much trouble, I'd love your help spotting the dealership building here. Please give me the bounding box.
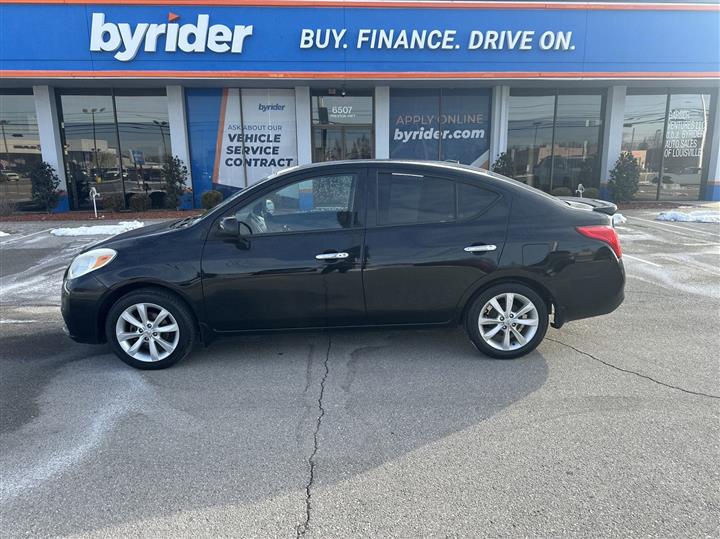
[1,0,719,212]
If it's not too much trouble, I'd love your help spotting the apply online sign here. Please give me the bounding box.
[0,1,719,78]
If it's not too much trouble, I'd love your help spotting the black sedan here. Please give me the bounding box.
[62,160,625,369]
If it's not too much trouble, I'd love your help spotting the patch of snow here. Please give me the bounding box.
[612,213,627,226]
[50,220,144,237]
[656,210,720,224]
[0,231,10,237]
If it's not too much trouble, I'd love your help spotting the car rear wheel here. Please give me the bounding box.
[105,288,196,369]
[466,283,548,359]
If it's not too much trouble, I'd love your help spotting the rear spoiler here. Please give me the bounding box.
[558,196,617,216]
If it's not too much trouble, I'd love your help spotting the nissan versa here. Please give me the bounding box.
[61,160,625,369]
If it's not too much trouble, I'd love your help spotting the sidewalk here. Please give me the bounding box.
[0,209,201,223]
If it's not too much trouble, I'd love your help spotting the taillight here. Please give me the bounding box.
[576,225,622,258]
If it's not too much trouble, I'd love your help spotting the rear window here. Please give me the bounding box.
[377,174,455,226]
[457,182,499,219]
[377,173,500,226]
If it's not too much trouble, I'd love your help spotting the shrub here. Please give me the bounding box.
[551,187,573,197]
[582,187,600,199]
[201,190,224,210]
[608,152,640,202]
[30,161,60,213]
[0,197,16,216]
[491,152,515,178]
[161,156,188,209]
[102,192,126,211]
[129,193,151,212]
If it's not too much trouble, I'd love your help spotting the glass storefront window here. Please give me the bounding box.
[507,89,605,193]
[389,89,492,167]
[59,89,170,210]
[506,94,555,188]
[622,94,668,200]
[311,91,373,162]
[623,91,713,201]
[115,92,170,204]
[662,93,712,201]
[0,90,42,210]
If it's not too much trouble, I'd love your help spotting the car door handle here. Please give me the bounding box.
[315,252,349,260]
[464,244,497,252]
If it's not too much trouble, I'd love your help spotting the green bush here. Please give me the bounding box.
[551,187,573,197]
[491,152,515,178]
[608,152,640,202]
[201,190,224,209]
[129,193,151,212]
[583,187,600,199]
[162,156,188,209]
[30,161,60,213]
[102,192,126,211]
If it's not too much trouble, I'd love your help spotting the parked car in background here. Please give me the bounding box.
[0,171,21,181]
[62,160,625,369]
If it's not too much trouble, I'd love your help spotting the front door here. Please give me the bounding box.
[362,168,509,325]
[201,170,366,331]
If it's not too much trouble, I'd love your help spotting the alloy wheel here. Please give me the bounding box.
[115,302,180,362]
[478,292,539,351]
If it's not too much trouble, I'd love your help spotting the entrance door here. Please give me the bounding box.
[311,90,373,162]
[201,169,366,331]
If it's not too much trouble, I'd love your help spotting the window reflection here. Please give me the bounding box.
[59,90,170,210]
[622,94,667,201]
[623,92,712,201]
[661,94,711,201]
[507,90,604,194]
[115,94,170,205]
[0,91,42,210]
[507,94,555,189]
[60,94,119,210]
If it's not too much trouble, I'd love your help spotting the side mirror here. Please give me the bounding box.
[218,216,240,236]
[218,216,252,249]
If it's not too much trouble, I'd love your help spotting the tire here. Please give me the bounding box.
[466,283,549,360]
[105,288,196,369]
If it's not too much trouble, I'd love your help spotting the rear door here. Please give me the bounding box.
[362,168,509,325]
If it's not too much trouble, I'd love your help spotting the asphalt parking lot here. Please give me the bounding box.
[1,209,718,538]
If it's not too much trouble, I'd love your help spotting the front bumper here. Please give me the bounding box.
[61,273,109,344]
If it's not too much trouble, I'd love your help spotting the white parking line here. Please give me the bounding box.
[0,228,53,245]
[627,215,720,238]
[623,254,662,268]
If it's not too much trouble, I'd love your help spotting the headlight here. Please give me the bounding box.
[68,248,117,280]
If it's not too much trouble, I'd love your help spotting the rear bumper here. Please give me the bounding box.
[61,273,108,344]
[554,257,626,324]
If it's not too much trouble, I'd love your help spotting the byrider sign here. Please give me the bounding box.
[90,13,253,62]
[90,11,575,63]
[0,4,710,76]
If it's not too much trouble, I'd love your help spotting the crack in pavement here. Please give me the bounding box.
[546,337,720,400]
[296,334,331,538]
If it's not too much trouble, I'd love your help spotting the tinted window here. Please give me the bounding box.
[234,174,357,234]
[377,173,455,225]
[457,183,499,219]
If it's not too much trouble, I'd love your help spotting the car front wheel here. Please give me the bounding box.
[466,283,549,359]
[105,288,196,369]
